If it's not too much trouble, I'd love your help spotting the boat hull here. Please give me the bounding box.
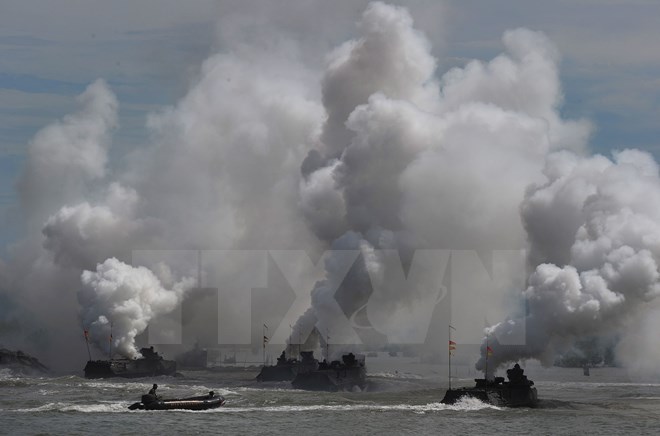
[291,352,367,391]
[84,358,177,379]
[441,385,538,408]
[292,367,367,392]
[256,364,297,382]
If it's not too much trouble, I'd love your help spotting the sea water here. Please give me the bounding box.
[1,361,659,435]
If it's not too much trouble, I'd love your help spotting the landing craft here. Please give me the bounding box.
[84,346,177,379]
[256,350,300,382]
[291,351,367,391]
[441,363,538,407]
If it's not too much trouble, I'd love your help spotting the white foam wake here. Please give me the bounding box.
[13,401,128,413]
[369,372,423,379]
[9,395,498,414]
[194,397,500,414]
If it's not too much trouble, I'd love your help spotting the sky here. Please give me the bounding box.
[1,0,659,251]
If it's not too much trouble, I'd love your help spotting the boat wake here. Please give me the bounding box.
[193,397,501,414]
[7,396,499,414]
[12,401,128,413]
[369,372,423,380]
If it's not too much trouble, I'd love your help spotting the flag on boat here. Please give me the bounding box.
[449,340,456,351]
[486,346,493,357]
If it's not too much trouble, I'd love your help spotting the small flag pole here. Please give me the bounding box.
[485,333,489,382]
[263,324,268,366]
[109,322,113,360]
[83,329,92,361]
[484,318,492,382]
[448,324,456,390]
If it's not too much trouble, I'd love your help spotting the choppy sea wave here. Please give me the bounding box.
[3,366,660,435]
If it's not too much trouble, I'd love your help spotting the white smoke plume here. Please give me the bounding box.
[42,183,145,270]
[294,2,592,350]
[17,79,118,227]
[2,14,323,368]
[478,149,660,375]
[1,80,119,369]
[56,48,319,362]
[79,258,194,358]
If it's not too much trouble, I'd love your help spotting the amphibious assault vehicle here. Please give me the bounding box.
[256,350,299,382]
[84,346,176,379]
[441,363,538,407]
[291,351,366,391]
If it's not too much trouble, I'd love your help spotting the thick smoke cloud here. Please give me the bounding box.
[79,258,194,358]
[294,2,593,352]
[17,79,118,227]
[3,1,660,375]
[479,150,660,375]
[66,48,320,358]
[42,183,144,270]
[3,16,324,367]
[1,80,119,368]
[317,2,439,159]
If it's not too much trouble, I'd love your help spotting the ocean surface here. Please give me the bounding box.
[2,358,660,435]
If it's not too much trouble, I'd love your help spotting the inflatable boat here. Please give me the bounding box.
[128,393,226,411]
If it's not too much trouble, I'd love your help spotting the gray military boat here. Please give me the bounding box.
[84,346,177,379]
[291,351,366,391]
[256,350,299,382]
[441,363,538,407]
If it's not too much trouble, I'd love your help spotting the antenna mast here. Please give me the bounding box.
[448,324,456,390]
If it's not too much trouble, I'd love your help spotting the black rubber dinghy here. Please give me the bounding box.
[129,393,226,411]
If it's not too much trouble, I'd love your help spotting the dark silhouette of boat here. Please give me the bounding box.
[291,351,367,391]
[175,343,208,369]
[441,363,538,407]
[0,349,49,375]
[84,347,176,379]
[256,350,299,382]
[128,392,225,411]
